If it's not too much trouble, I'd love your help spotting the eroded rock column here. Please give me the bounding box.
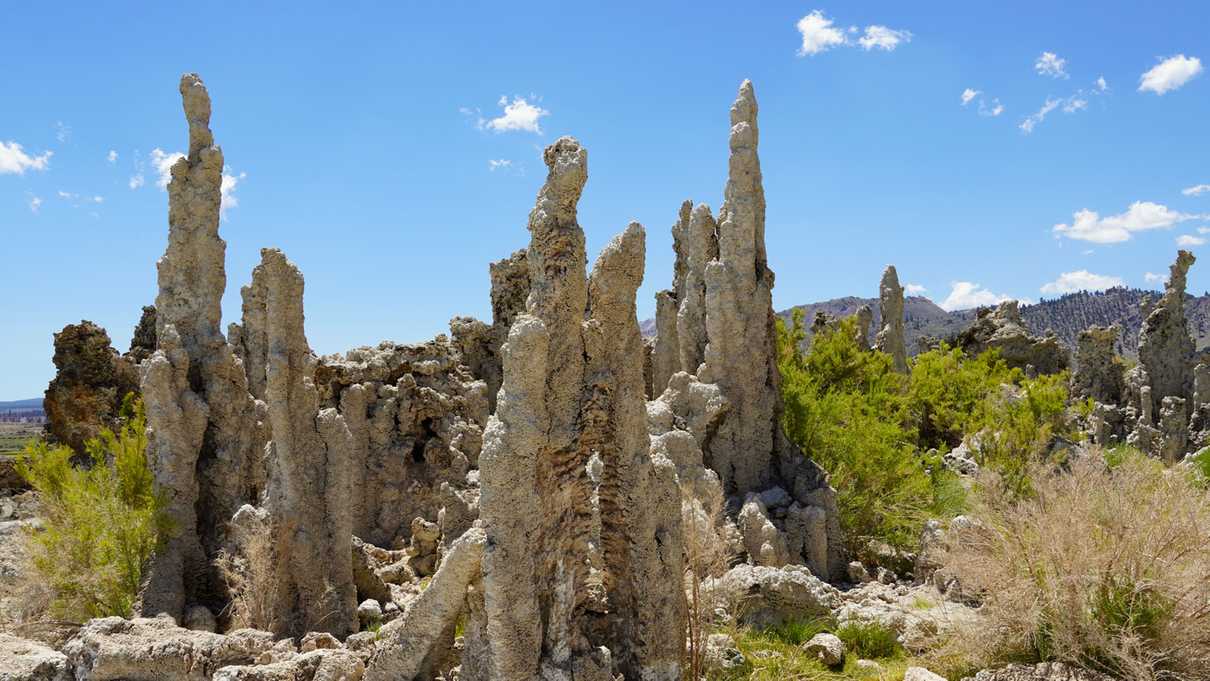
[1137,250,1196,420]
[141,74,261,618]
[874,265,907,373]
[255,249,358,639]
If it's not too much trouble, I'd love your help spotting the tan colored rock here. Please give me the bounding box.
[255,248,357,639]
[0,632,70,681]
[364,527,486,681]
[43,320,139,454]
[62,616,276,680]
[1137,251,1196,420]
[473,138,683,680]
[651,289,680,396]
[141,73,262,619]
[314,339,487,547]
[214,649,365,681]
[874,266,907,373]
[953,301,1068,375]
[854,304,873,351]
[1071,325,1124,404]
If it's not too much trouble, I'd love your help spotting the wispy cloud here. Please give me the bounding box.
[488,159,513,171]
[0,141,52,175]
[1040,270,1123,294]
[1139,55,1203,95]
[796,10,910,56]
[1144,272,1164,284]
[55,121,71,143]
[1183,184,1210,197]
[106,150,118,164]
[1053,201,1203,243]
[1020,98,1061,134]
[961,88,980,106]
[857,25,912,51]
[1177,234,1206,247]
[27,195,42,213]
[905,283,927,295]
[961,88,1003,117]
[1035,52,1069,79]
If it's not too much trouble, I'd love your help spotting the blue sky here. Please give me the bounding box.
[2,1,1207,399]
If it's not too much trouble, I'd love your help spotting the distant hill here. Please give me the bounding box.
[643,287,1210,358]
[0,398,43,412]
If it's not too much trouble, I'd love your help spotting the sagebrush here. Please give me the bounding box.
[943,453,1210,680]
[16,395,170,621]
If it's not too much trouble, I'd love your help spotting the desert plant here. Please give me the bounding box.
[777,312,965,554]
[943,452,1210,679]
[215,513,278,631]
[835,620,903,660]
[15,395,170,621]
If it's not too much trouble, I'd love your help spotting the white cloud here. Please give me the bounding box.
[0,141,52,175]
[1139,55,1203,95]
[56,190,75,201]
[979,98,1004,117]
[128,174,145,190]
[1177,234,1206,247]
[1035,51,1069,79]
[479,96,549,134]
[1020,98,1061,134]
[150,148,185,189]
[106,150,118,164]
[1144,272,1164,283]
[488,159,512,171]
[1063,97,1088,113]
[905,283,927,295]
[1053,201,1200,243]
[796,10,847,56]
[939,282,1019,311]
[1040,270,1124,294]
[1183,184,1210,197]
[220,168,245,218]
[961,88,979,106]
[858,25,911,51]
[1096,76,1109,92]
[92,195,103,204]
[55,121,71,143]
[27,195,42,213]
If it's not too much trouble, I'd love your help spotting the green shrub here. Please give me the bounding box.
[17,395,170,621]
[777,312,964,554]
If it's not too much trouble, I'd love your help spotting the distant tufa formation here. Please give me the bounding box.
[1077,250,1210,462]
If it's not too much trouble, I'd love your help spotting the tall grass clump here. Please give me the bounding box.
[16,394,170,621]
[944,453,1210,679]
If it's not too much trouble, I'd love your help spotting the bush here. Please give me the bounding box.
[777,312,965,553]
[943,452,1210,679]
[16,395,170,621]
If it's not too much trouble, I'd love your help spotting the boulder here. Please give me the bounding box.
[702,564,839,627]
[0,633,70,681]
[802,632,844,667]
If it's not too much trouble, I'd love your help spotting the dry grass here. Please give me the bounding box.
[941,453,1210,680]
[215,518,278,632]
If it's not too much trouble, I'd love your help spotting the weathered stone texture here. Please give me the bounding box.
[1071,325,1124,404]
[874,266,907,373]
[253,248,358,639]
[1137,250,1196,419]
[473,137,683,681]
[954,301,1069,375]
[140,74,267,621]
[314,338,487,547]
[43,321,139,454]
